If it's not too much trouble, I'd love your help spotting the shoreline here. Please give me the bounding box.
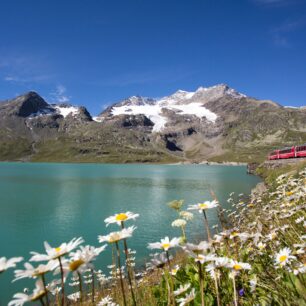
[0,160,248,166]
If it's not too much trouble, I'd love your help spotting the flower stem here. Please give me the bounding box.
[214,275,221,306]
[198,262,205,306]
[77,271,83,303]
[202,210,211,241]
[115,241,127,306]
[166,251,172,271]
[232,274,238,306]
[91,269,95,304]
[39,297,46,306]
[166,251,175,305]
[164,272,171,306]
[121,222,137,305]
[58,256,65,306]
[41,274,50,306]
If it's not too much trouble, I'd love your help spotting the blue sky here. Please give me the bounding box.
[0,0,305,115]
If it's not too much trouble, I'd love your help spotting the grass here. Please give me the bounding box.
[29,137,182,164]
[0,138,32,161]
[256,159,306,186]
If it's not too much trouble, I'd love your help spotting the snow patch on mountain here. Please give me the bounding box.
[93,116,104,122]
[54,105,79,118]
[111,100,217,132]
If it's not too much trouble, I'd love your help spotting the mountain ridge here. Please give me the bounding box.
[0,84,305,163]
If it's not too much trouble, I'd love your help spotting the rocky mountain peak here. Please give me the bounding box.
[0,91,50,117]
[163,90,195,102]
[192,84,246,102]
[120,96,156,107]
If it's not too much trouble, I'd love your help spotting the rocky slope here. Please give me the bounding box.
[0,85,305,163]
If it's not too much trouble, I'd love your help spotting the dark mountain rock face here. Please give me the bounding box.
[0,86,305,163]
[119,115,154,128]
[0,91,51,117]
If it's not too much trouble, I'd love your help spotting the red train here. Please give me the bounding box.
[268,144,306,160]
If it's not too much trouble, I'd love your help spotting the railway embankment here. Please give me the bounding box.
[248,157,306,190]
[247,157,306,175]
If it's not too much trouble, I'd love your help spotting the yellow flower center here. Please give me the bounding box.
[162,243,170,250]
[115,213,128,222]
[233,264,242,270]
[55,247,61,253]
[279,255,287,263]
[199,203,208,209]
[286,191,293,196]
[69,259,85,271]
[231,232,239,237]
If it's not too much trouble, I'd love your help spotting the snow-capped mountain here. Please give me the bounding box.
[0,85,305,163]
[97,84,246,132]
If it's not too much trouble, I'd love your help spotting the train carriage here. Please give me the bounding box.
[296,144,306,158]
[268,144,306,160]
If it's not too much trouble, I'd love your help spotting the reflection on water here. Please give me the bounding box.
[0,163,260,304]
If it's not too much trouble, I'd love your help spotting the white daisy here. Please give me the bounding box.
[104,212,139,226]
[97,295,118,306]
[275,247,296,267]
[13,261,58,281]
[98,226,136,243]
[176,288,196,306]
[148,236,180,251]
[187,200,218,212]
[293,263,306,275]
[8,279,46,306]
[214,256,231,267]
[227,260,251,271]
[170,264,180,275]
[0,257,23,273]
[183,241,211,253]
[295,216,305,224]
[174,283,191,296]
[60,244,107,277]
[30,237,84,261]
[146,253,172,270]
[70,245,107,267]
[189,253,216,264]
[67,291,80,302]
[257,242,266,251]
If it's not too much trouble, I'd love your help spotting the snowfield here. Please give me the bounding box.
[108,85,248,132]
[54,106,80,118]
[111,100,218,132]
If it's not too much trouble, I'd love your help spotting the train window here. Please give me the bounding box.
[297,146,306,151]
[280,149,291,154]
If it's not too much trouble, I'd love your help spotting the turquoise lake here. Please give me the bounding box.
[0,162,261,304]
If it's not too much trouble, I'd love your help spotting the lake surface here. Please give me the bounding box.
[0,162,260,304]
